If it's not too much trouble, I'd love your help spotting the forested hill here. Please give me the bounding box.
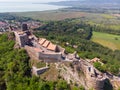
[0,33,81,90]
[80,0,120,4]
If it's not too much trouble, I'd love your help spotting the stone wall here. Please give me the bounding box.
[32,66,49,76]
[39,52,62,62]
[14,32,29,47]
[25,46,39,60]
[79,60,107,90]
[57,63,87,89]
[25,45,63,62]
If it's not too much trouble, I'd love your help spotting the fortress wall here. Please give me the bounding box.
[25,46,39,60]
[19,35,29,47]
[86,77,106,90]
[39,52,62,62]
[85,67,106,90]
[78,60,106,90]
[94,79,107,90]
[25,45,62,62]
[14,32,20,44]
[58,45,65,52]
[32,66,49,76]
[14,32,29,47]
[111,79,120,90]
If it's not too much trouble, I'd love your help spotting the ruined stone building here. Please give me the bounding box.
[14,24,79,63]
[78,60,107,90]
[14,31,29,47]
[38,38,61,52]
[25,38,64,62]
[21,23,28,31]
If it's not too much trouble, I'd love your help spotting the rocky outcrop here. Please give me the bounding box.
[79,60,107,90]
[110,77,120,90]
[56,60,108,90]
[56,62,87,88]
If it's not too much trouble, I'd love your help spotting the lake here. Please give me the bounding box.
[0,3,67,13]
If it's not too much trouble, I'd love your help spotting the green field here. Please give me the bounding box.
[91,32,120,50]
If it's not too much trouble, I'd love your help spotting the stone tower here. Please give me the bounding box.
[22,23,28,31]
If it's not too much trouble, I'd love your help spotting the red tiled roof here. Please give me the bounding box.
[42,40,50,47]
[39,38,46,45]
[47,43,57,51]
[39,38,58,52]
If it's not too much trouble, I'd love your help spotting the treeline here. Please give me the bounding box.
[65,7,109,13]
[0,33,30,90]
[0,13,31,22]
[0,33,83,90]
[34,20,120,75]
[91,24,120,35]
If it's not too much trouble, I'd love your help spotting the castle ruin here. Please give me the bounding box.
[14,24,120,90]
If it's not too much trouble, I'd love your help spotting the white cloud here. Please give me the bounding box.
[0,0,67,3]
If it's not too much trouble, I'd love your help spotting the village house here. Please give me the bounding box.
[0,21,8,32]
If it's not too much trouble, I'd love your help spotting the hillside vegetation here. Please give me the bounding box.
[34,20,120,75]
[0,13,31,22]
[0,33,83,90]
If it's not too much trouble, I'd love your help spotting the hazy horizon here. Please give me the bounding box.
[0,0,68,3]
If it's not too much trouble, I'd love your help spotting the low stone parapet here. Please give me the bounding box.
[32,66,49,76]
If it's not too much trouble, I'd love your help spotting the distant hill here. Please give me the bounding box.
[81,0,120,4]
[49,0,120,8]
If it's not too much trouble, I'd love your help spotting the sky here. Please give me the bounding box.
[0,0,68,3]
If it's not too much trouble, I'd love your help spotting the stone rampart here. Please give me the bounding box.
[25,45,62,62]
[77,60,107,90]
[32,66,49,76]
[39,52,62,62]
[25,45,39,60]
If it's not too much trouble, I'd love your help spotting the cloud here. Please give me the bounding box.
[0,0,67,3]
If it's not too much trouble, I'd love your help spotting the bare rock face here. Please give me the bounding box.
[110,77,120,90]
[56,62,87,88]
[77,60,107,90]
[56,60,107,90]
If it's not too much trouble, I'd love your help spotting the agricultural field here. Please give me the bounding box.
[91,31,120,50]
[12,10,86,21]
[12,10,120,31]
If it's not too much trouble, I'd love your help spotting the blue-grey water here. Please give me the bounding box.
[0,3,67,12]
